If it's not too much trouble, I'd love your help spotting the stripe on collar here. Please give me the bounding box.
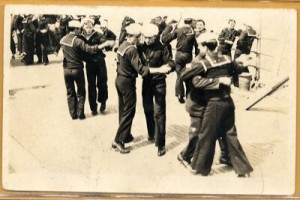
[60,35,77,47]
[206,54,231,68]
[117,45,135,57]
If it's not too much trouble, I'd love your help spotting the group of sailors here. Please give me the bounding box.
[13,13,258,177]
[10,14,105,66]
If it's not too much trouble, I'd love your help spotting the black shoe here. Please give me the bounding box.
[43,62,49,66]
[177,96,185,104]
[177,153,190,168]
[100,102,106,113]
[112,141,130,154]
[71,115,78,120]
[78,114,86,120]
[147,136,155,142]
[124,134,134,143]
[36,60,42,64]
[157,146,166,156]
[238,173,250,178]
[219,156,232,167]
[91,110,98,116]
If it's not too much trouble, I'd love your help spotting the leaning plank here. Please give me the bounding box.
[245,76,289,110]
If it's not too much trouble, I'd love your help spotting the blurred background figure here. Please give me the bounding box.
[217,19,241,58]
[161,18,198,104]
[234,24,257,60]
[13,14,24,56]
[10,14,17,60]
[118,16,135,46]
[35,15,50,65]
[54,15,72,55]
[21,14,36,65]
[194,19,207,58]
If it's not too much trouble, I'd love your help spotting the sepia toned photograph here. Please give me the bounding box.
[2,4,297,195]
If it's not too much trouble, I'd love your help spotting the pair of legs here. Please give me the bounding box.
[21,33,35,65]
[10,34,16,58]
[36,32,49,65]
[16,33,23,54]
[142,78,166,156]
[113,76,137,153]
[86,59,108,114]
[179,111,231,166]
[63,68,86,120]
[191,97,253,176]
[174,51,192,103]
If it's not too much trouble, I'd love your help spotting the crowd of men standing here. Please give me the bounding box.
[11,13,258,177]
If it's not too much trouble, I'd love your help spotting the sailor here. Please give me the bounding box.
[60,20,111,120]
[79,17,116,115]
[217,19,241,58]
[113,23,171,154]
[139,23,176,156]
[180,33,253,176]
[161,18,198,104]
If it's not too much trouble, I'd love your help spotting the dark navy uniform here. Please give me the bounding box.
[55,15,72,54]
[115,41,150,144]
[139,38,175,150]
[10,15,17,57]
[187,52,253,176]
[161,24,198,101]
[234,27,257,59]
[79,29,116,113]
[60,33,99,119]
[232,27,257,86]
[21,16,36,65]
[179,54,222,164]
[36,17,49,64]
[13,15,24,54]
[217,27,241,57]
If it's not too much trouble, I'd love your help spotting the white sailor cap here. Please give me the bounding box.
[141,23,159,37]
[81,17,95,26]
[125,23,142,36]
[68,20,81,28]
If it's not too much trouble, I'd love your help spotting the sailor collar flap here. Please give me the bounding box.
[206,53,231,68]
[246,28,257,37]
[60,34,77,47]
[117,43,136,57]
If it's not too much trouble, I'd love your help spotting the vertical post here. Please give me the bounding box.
[254,19,262,89]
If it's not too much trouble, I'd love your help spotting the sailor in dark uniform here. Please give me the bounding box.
[79,17,116,115]
[13,14,24,55]
[181,33,253,177]
[60,20,111,120]
[217,19,241,58]
[161,18,198,104]
[139,23,176,156]
[177,33,233,168]
[234,24,257,59]
[55,15,72,55]
[21,14,36,65]
[113,23,171,154]
[35,15,49,65]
